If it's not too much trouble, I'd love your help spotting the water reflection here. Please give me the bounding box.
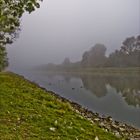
[81,75,108,97]
[79,75,140,107]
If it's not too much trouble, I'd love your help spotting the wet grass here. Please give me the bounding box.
[0,72,124,140]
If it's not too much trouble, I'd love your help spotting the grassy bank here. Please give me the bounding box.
[0,72,123,140]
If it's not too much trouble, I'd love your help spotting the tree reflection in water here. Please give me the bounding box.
[80,75,140,107]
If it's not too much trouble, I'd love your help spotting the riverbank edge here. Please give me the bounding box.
[4,72,140,139]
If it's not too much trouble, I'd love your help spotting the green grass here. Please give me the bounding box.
[0,72,123,140]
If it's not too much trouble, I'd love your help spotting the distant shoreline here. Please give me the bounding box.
[37,67,140,76]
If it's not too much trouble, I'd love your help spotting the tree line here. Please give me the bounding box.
[61,35,140,68]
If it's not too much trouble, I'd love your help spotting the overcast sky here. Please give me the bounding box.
[7,0,140,70]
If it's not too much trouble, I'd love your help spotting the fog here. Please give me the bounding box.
[7,0,140,70]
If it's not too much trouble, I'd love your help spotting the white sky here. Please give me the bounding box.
[7,0,140,69]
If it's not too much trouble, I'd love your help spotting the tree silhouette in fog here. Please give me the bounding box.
[107,35,140,67]
[81,44,107,67]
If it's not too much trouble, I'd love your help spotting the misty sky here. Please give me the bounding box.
[7,0,140,70]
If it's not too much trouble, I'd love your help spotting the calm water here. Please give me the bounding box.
[13,70,140,128]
